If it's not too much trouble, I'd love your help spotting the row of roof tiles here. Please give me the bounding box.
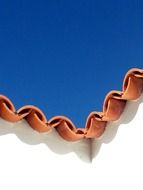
[0,68,143,141]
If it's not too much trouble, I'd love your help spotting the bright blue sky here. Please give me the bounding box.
[0,0,143,128]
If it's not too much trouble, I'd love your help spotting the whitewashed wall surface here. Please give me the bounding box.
[0,94,143,190]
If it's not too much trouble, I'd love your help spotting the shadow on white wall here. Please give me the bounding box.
[0,94,142,163]
[0,117,91,162]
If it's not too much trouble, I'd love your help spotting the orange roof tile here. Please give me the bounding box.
[0,68,143,141]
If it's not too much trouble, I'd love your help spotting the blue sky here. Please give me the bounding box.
[0,0,143,128]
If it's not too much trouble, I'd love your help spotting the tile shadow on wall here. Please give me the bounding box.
[0,118,91,163]
[0,94,142,163]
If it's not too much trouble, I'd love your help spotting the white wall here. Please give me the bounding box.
[0,94,143,190]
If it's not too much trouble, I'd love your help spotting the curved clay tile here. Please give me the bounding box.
[0,68,143,141]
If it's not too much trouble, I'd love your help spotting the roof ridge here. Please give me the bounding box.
[0,68,143,141]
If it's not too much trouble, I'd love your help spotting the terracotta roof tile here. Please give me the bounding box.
[0,68,143,141]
